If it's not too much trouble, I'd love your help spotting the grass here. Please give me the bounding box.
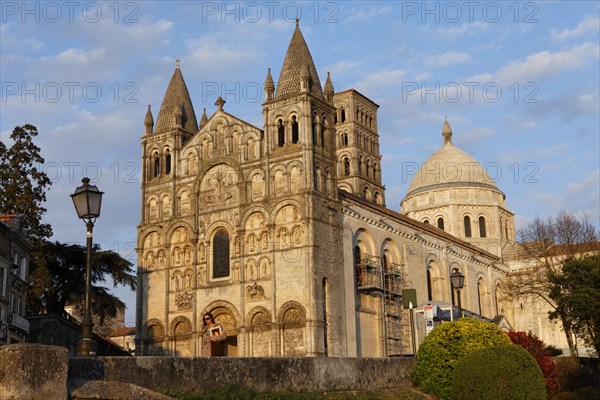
[164,385,434,400]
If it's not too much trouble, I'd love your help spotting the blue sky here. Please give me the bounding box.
[1,1,599,325]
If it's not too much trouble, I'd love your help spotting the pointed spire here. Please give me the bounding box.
[154,61,198,133]
[199,108,208,129]
[324,71,334,103]
[264,67,274,101]
[275,21,324,99]
[442,117,453,145]
[144,105,154,134]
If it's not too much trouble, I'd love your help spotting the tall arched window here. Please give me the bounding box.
[341,108,346,122]
[464,216,472,237]
[277,119,285,147]
[437,217,445,230]
[291,116,299,143]
[343,157,350,176]
[320,119,325,148]
[322,277,330,357]
[213,229,230,278]
[504,222,509,241]
[365,159,370,178]
[354,245,362,288]
[426,266,433,301]
[165,149,171,175]
[153,152,160,177]
[479,216,487,238]
[343,133,348,146]
[312,115,317,144]
[477,279,483,315]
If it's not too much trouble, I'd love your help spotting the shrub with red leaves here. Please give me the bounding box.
[508,331,559,397]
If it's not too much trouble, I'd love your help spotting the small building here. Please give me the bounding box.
[0,215,32,344]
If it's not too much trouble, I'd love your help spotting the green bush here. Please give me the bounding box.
[412,318,511,399]
[449,344,546,400]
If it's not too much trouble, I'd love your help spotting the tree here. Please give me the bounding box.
[549,254,600,357]
[0,124,52,242]
[28,240,136,335]
[500,211,599,356]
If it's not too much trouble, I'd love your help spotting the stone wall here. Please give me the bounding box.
[0,344,68,400]
[70,356,415,394]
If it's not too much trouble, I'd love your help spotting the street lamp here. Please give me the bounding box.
[70,177,103,357]
[450,269,464,319]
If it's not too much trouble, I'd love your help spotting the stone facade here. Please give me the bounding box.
[136,22,509,357]
[0,215,31,345]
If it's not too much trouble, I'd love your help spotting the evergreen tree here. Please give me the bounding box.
[0,124,52,242]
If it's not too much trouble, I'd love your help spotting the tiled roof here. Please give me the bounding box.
[275,21,324,100]
[154,63,198,133]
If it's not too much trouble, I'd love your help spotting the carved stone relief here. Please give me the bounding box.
[175,291,193,310]
[245,282,265,300]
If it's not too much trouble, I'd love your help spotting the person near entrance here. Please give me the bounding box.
[201,312,227,357]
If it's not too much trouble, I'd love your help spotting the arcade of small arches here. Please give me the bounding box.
[421,214,489,238]
[351,227,501,319]
[424,257,502,318]
[139,300,308,357]
[140,203,307,284]
[333,103,376,130]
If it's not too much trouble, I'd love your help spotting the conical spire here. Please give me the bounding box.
[154,60,198,133]
[144,105,154,134]
[442,117,453,145]
[324,71,334,102]
[199,108,208,129]
[275,20,324,99]
[264,67,274,101]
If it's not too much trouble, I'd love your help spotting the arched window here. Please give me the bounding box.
[354,245,362,288]
[373,163,377,181]
[153,152,160,177]
[479,216,487,238]
[437,217,445,230]
[312,115,317,144]
[341,108,346,122]
[423,219,429,224]
[358,156,363,176]
[291,116,299,143]
[504,222,509,241]
[464,216,472,237]
[426,266,433,301]
[323,169,330,194]
[365,159,370,178]
[343,133,348,146]
[165,149,171,175]
[277,119,285,147]
[213,229,230,278]
[320,120,325,148]
[343,157,350,176]
[477,278,484,315]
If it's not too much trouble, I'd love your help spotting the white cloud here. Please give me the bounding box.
[496,42,600,83]
[426,51,471,67]
[566,169,600,195]
[432,22,490,40]
[354,68,406,97]
[345,6,394,23]
[552,15,600,41]
[531,142,570,157]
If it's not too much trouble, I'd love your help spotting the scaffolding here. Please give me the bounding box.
[356,255,408,356]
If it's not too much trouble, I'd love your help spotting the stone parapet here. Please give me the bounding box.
[71,356,415,394]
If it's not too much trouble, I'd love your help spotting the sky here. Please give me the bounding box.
[1,1,599,326]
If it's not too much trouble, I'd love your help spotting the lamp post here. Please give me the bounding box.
[70,177,103,357]
[450,269,464,319]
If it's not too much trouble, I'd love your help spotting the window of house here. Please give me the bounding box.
[292,116,299,143]
[437,217,445,230]
[479,216,487,238]
[464,216,472,237]
[213,229,230,278]
[165,149,171,175]
[278,119,285,147]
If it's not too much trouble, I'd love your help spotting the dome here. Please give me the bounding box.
[404,120,503,200]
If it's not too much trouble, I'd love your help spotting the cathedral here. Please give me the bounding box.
[135,21,515,357]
